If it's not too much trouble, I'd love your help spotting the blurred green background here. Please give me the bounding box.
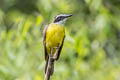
[0,0,120,80]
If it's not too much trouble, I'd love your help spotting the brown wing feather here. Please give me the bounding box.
[43,25,48,60]
[56,36,65,60]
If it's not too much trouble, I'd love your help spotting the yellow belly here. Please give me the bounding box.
[46,23,65,54]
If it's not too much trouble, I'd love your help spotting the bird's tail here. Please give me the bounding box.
[45,57,54,76]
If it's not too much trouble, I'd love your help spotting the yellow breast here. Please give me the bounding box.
[46,23,65,54]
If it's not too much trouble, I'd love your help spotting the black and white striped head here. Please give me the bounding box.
[53,14,72,24]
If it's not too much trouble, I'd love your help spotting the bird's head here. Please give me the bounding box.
[53,14,72,25]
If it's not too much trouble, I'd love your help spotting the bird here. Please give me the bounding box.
[43,14,72,75]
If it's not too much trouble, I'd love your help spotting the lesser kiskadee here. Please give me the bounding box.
[43,14,72,75]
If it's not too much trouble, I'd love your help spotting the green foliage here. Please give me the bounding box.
[0,0,120,80]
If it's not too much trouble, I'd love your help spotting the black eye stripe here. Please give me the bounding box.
[53,16,64,23]
[56,17,63,21]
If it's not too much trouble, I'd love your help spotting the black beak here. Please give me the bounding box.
[65,14,72,18]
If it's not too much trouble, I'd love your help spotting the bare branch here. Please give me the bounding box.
[45,48,59,80]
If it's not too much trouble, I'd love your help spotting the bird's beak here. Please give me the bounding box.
[66,14,72,18]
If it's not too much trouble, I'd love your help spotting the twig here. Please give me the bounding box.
[45,50,54,80]
[45,48,59,80]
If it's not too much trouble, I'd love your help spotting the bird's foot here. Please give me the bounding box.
[53,43,60,60]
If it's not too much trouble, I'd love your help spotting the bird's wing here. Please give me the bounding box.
[43,25,48,60]
[56,36,65,60]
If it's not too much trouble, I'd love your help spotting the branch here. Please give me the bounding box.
[45,47,59,80]
[45,51,55,80]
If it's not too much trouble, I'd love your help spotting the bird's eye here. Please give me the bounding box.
[54,16,64,22]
